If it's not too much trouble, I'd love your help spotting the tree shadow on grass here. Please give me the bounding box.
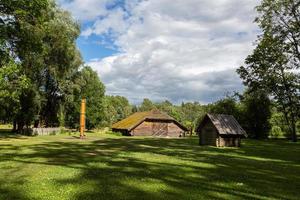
[0,129,30,140]
[0,136,299,200]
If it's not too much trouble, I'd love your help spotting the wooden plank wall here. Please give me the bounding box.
[219,137,241,147]
[200,121,217,146]
[132,121,184,137]
[131,121,153,136]
[168,122,184,137]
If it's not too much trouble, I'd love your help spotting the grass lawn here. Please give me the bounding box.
[0,131,299,200]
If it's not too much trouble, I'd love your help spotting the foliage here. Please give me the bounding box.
[139,98,156,111]
[0,61,30,124]
[0,0,83,130]
[0,0,50,64]
[239,90,272,139]
[179,102,206,125]
[102,95,132,126]
[155,100,182,121]
[270,126,284,138]
[207,97,240,119]
[64,66,105,130]
[237,0,300,141]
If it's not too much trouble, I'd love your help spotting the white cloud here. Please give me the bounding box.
[82,8,128,36]
[59,0,261,104]
[57,0,111,21]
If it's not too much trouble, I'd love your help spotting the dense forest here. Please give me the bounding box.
[0,0,299,141]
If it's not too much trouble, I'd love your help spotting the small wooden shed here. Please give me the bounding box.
[196,114,247,147]
[112,109,188,137]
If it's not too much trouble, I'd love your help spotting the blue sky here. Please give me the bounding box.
[58,0,260,104]
[77,34,118,61]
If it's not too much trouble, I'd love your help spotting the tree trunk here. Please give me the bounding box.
[291,117,297,142]
[17,120,24,134]
[12,120,17,132]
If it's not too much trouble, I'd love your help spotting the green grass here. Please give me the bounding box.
[0,131,299,200]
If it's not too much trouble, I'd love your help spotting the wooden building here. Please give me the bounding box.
[196,114,247,147]
[112,109,187,137]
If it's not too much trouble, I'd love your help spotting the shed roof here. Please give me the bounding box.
[197,114,247,136]
[112,109,187,131]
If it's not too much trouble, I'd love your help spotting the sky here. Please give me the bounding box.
[57,0,260,104]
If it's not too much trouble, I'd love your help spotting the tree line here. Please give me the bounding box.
[0,0,299,141]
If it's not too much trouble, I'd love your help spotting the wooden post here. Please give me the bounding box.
[80,98,86,139]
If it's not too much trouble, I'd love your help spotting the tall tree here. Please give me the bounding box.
[0,0,50,130]
[237,0,300,142]
[0,0,83,131]
[38,7,82,126]
[0,61,30,128]
[64,66,105,130]
[239,90,272,139]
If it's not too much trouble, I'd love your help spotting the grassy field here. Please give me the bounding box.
[0,131,299,200]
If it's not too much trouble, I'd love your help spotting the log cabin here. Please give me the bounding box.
[112,109,187,137]
[196,114,247,147]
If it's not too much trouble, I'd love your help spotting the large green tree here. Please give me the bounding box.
[0,0,83,131]
[38,7,82,127]
[0,0,49,64]
[237,0,300,142]
[102,96,132,126]
[64,66,105,130]
[0,61,30,127]
[239,90,272,139]
[0,0,50,131]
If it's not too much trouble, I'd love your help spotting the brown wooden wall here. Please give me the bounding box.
[199,120,242,147]
[131,121,153,136]
[168,122,184,137]
[199,121,218,146]
[131,120,184,137]
[218,137,241,147]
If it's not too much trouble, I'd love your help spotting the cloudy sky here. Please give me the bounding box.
[57,0,260,104]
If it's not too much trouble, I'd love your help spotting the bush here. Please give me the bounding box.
[270,126,283,138]
[106,131,122,136]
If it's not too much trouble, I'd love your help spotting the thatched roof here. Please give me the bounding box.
[112,109,187,131]
[197,114,247,136]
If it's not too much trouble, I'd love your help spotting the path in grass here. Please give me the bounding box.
[0,132,299,200]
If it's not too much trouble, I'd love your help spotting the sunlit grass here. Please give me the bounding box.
[0,131,299,200]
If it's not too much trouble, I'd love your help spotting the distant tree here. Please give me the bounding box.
[270,108,288,138]
[237,0,300,142]
[65,66,105,130]
[102,95,132,126]
[208,97,240,119]
[155,100,181,121]
[183,120,193,136]
[139,98,155,111]
[155,100,173,113]
[132,105,138,113]
[239,90,272,139]
[180,102,206,133]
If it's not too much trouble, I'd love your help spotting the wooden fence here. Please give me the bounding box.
[29,127,61,136]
